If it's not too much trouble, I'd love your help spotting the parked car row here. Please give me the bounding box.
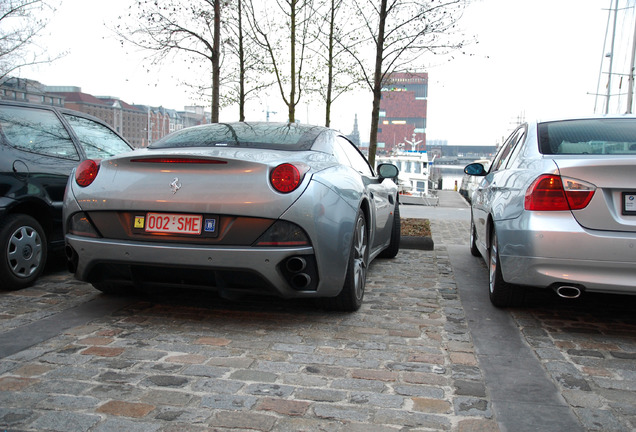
[2,103,401,311]
[464,116,636,307]
[7,100,635,311]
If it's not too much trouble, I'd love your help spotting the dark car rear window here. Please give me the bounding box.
[149,122,326,151]
[539,118,636,155]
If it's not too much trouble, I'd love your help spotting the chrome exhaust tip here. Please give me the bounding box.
[554,285,582,299]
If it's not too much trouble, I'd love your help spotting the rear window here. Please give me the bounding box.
[539,118,636,155]
[150,122,325,151]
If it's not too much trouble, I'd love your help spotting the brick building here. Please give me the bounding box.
[377,72,427,154]
[0,78,65,107]
[0,78,210,148]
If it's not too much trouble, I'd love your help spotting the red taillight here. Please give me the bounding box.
[271,163,302,193]
[75,159,100,187]
[525,174,595,211]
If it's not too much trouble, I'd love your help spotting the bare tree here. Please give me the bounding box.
[222,0,274,121]
[115,0,222,122]
[346,0,468,166]
[311,0,365,127]
[246,0,317,123]
[0,0,61,81]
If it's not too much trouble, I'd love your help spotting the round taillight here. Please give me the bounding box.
[75,159,100,187]
[270,163,301,193]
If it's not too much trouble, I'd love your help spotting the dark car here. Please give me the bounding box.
[0,100,132,290]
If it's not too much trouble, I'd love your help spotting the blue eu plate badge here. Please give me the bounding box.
[204,218,216,233]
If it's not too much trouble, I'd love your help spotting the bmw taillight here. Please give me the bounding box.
[270,163,308,193]
[75,159,100,187]
[524,175,595,211]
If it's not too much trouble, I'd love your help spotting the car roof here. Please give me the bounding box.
[0,99,114,127]
[530,114,636,125]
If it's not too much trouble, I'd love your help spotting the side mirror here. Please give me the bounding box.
[464,162,487,176]
[377,163,399,180]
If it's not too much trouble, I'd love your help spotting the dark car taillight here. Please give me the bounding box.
[75,159,100,187]
[254,220,310,246]
[524,175,596,211]
[68,212,101,238]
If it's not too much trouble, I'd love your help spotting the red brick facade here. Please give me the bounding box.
[377,72,428,154]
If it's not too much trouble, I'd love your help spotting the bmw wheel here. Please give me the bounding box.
[325,209,368,311]
[0,214,47,290]
[489,228,524,307]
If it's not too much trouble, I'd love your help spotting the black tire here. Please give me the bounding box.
[488,228,524,307]
[469,216,480,257]
[324,209,368,312]
[0,214,47,290]
[378,200,400,258]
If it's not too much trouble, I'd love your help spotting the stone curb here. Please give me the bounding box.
[400,235,434,250]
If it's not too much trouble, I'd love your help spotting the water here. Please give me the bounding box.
[430,165,465,191]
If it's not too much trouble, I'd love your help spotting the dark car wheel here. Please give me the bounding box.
[0,214,47,290]
[378,199,400,258]
[470,216,480,257]
[489,228,524,307]
[324,209,368,312]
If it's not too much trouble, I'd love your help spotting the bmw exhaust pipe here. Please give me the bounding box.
[554,285,582,299]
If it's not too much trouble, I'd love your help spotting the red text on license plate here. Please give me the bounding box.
[145,213,202,234]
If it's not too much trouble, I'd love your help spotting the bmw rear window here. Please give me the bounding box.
[149,122,325,151]
[539,118,636,155]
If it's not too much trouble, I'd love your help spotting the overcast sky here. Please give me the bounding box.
[20,0,630,146]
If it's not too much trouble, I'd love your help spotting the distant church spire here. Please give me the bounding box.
[348,114,361,147]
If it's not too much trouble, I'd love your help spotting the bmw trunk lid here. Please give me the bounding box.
[554,156,636,232]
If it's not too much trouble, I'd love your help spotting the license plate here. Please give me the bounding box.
[144,213,203,234]
[623,192,636,215]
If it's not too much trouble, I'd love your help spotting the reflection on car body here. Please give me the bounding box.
[64,122,401,311]
[465,116,636,307]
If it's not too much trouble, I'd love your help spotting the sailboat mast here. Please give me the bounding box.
[606,0,620,114]
[627,7,636,113]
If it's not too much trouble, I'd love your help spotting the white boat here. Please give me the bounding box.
[376,147,438,206]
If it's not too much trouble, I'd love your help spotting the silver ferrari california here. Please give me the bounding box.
[64,122,400,311]
[465,116,636,307]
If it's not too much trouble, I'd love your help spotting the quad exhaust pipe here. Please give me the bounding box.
[553,285,582,299]
[285,256,313,290]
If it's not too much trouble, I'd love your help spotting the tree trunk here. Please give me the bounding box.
[367,0,388,168]
[288,0,297,123]
[238,0,246,121]
[212,0,221,123]
[325,0,335,127]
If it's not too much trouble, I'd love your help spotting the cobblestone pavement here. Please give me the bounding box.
[0,207,635,431]
[432,215,636,432]
[0,242,498,431]
[509,291,636,431]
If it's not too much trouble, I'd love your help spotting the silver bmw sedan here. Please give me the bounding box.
[465,116,636,307]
